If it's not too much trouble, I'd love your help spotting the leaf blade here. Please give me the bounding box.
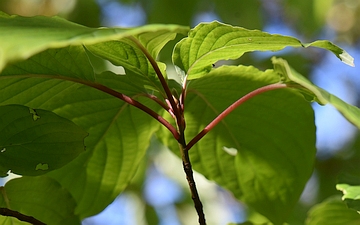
[306,196,360,225]
[159,65,316,224]
[0,104,87,177]
[0,76,161,218]
[0,13,188,72]
[0,176,80,225]
[173,21,354,79]
[272,57,360,129]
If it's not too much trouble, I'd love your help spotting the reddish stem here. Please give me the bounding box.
[142,94,171,111]
[128,36,183,128]
[1,74,180,140]
[186,83,288,150]
[90,83,180,139]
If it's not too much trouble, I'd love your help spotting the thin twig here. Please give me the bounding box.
[142,94,171,111]
[178,133,206,225]
[186,83,288,150]
[0,208,46,225]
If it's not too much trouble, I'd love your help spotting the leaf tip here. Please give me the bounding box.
[339,51,355,67]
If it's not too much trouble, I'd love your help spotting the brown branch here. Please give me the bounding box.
[178,133,206,225]
[0,208,46,225]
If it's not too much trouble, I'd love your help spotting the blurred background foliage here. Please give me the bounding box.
[0,0,359,224]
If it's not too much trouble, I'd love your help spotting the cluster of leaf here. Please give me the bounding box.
[0,11,359,225]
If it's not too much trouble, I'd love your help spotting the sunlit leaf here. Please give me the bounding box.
[306,196,360,225]
[1,45,96,81]
[0,12,187,73]
[336,172,360,212]
[158,65,316,224]
[173,21,353,79]
[272,57,360,129]
[0,20,165,216]
[0,176,80,225]
[0,76,161,218]
[0,104,87,177]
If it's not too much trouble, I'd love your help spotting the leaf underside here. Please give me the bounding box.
[0,104,87,177]
[0,176,80,225]
[158,65,316,224]
[0,14,357,225]
[306,196,360,225]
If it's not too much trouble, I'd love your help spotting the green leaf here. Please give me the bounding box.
[272,57,360,129]
[0,12,188,72]
[0,104,87,177]
[85,27,187,94]
[0,76,161,218]
[337,184,360,212]
[0,176,80,225]
[0,14,176,217]
[1,45,96,81]
[336,172,360,212]
[158,65,316,224]
[306,196,360,225]
[173,21,354,79]
[86,26,188,95]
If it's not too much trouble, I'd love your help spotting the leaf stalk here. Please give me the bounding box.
[128,36,185,131]
[186,83,288,150]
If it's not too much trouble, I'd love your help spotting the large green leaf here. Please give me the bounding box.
[172,21,354,80]
[158,65,316,224]
[306,196,360,225]
[0,104,87,177]
[0,11,188,73]
[1,45,96,81]
[0,76,161,219]
[0,176,80,225]
[0,26,165,219]
[272,57,360,129]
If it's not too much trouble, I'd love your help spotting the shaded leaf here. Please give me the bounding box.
[85,26,188,94]
[272,57,360,129]
[158,65,316,224]
[0,176,80,225]
[173,21,353,80]
[306,196,360,225]
[0,104,87,177]
[0,12,187,72]
[0,76,161,218]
